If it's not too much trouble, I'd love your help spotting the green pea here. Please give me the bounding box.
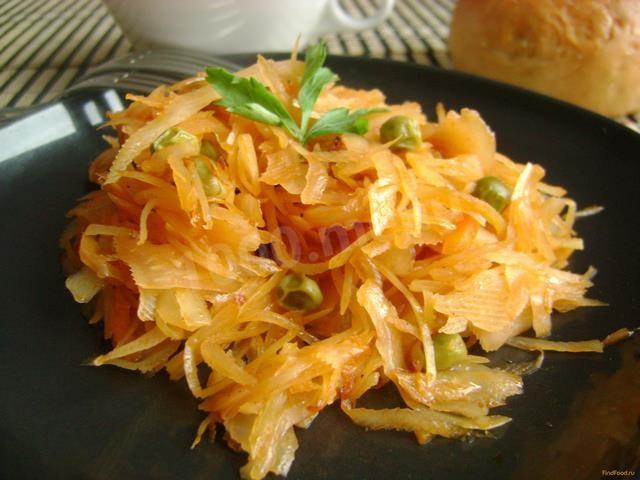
[152,127,199,152]
[432,333,467,370]
[276,273,323,311]
[200,140,219,160]
[379,115,422,150]
[473,176,511,212]
[194,158,224,197]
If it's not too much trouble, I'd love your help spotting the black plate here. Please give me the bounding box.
[1,56,639,480]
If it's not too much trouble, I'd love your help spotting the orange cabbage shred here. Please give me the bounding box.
[60,55,603,479]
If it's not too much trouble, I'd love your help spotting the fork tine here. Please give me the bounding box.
[85,49,240,79]
[148,48,237,66]
[67,71,188,95]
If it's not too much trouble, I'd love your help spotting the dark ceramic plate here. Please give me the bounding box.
[1,56,639,480]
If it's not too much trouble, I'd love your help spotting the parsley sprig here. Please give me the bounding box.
[205,42,384,145]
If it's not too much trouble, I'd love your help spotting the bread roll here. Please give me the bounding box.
[449,0,640,116]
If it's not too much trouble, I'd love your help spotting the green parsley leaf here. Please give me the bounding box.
[298,41,338,133]
[205,67,300,139]
[304,107,387,143]
[205,43,387,146]
[299,67,337,133]
[301,41,328,86]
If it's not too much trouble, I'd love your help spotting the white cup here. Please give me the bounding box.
[103,0,396,54]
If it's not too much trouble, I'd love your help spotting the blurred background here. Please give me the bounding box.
[0,0,639,129]
[0,0,449,107]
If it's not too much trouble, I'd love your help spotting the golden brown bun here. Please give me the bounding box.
[449,0,640,116]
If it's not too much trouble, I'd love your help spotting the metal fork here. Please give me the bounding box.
[0,49,242,123]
